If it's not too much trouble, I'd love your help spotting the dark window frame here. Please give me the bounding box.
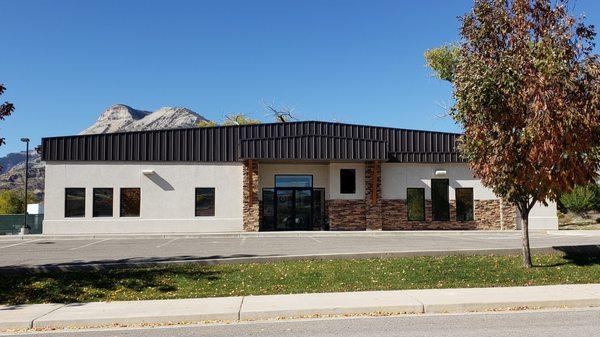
[120,187,141,217]
[274,174,314,188]
[406,188,425,221]
[93,188,113,217]
[431,179,450,221]
[456,187,474,221]
[195,187,216,217]
[65,188,86,218]
[340,169,356,194]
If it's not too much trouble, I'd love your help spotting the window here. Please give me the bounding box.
[456,188,474,221]
[120,188,140,217]
[340,169,356,194]
[65,188,85,218]
[407,188,425,221]
[195,188,215,216]
[93,188,113,217]
[275,175,313,188]
[261,188,275,230]
[431,179,450,221]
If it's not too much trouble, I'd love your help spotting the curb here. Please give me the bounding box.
[1,284,599,331]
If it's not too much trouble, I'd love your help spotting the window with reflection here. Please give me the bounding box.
[407,188,425,221]
[65,188,85,218]
[93,188,113,217]
[120,188,141,217]
[275,175,313,188]
[431,179,450,221]
[456,188,474,221]
[261,188,275,230]
[195,188,215,216]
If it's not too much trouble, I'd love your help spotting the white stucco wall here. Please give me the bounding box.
[258,163,330,199]
[329,163,365,200]
[381,163,497,200]
[516,201,559,230]
[44,162,243,234]
[258,162,366,200]
[381,163,558,229]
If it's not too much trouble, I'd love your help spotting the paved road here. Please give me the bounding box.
[3,309,599,337]
[0,231,598,270]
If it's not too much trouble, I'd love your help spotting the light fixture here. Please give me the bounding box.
[142,170,155,176]
[434,170,447,176]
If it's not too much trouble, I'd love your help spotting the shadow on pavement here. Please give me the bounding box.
[547,245,600,266]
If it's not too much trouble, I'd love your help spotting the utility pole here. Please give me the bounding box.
[20,138,30,235]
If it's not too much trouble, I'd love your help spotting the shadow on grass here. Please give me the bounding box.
[536,245,600,267]
[0,265,224,305]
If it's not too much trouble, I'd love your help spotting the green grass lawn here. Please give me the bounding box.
[1,253,598,305]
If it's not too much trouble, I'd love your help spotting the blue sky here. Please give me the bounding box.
[1,0,599,155]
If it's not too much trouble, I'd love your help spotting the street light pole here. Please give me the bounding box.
[20,138,30,235]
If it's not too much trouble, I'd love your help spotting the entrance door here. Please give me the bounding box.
[260,175,325,231]
[275,189,294,230]
[294,189,313,230]
[275,188,313,231]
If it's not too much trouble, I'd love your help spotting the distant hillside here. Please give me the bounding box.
[0,104,208,200]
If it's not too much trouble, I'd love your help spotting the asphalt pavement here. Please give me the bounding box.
[2,308,599,337]
[0,231,598,270]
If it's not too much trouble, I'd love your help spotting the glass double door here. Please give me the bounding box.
[275,188,312,231]
[261,188,325,231]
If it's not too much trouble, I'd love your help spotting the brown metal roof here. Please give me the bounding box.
[41,121,464,163]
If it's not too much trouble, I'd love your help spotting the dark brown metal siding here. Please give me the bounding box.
[239,136,387,161]
[41,121,463,163]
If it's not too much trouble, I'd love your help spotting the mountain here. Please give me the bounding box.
[0,151,44,199]
[0,151,28,174]
[80,104,206,134]
[0,104,208,200]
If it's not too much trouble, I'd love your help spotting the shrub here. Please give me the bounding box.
[559,184,600,215]
[0,190,37,214]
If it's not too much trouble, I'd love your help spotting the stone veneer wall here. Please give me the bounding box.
[381,199,517,230]
[327,200,367,230]
[365,161,383,230]
[242,160,260,231]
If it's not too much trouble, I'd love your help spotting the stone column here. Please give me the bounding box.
[243,160,259,231]
[365,161,383,230]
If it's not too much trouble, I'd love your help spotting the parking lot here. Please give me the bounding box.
[0,231,598,270]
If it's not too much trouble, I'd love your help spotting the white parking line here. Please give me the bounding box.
[156,238,178,248]
[69,239,110,251]
[0,239,42,249]
[308,236,323,243]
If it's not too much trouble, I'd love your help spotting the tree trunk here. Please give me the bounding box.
[520,209,532,268]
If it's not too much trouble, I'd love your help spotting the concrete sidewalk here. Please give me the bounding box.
[1,284,599,331]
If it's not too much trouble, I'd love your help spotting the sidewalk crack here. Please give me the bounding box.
[238,296,245,321]
[30,304,66,329]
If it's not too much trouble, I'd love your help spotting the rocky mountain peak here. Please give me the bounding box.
[80,104,151,135]
[81,105,207,135]
[127,107,206,132]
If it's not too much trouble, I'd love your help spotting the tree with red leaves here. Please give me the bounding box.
[426,0,600,267]
[0,84,15,149]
